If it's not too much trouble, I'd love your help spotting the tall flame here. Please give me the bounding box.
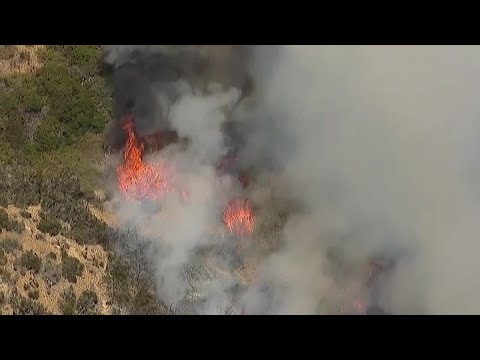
[116,113,173,201]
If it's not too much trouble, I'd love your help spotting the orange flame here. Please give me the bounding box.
[223,198,255,236]
[116,113,174,201]
[117,113,255,237]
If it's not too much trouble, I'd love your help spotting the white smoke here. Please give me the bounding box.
[240,45,480,314]
[113,82,244,314]
[109,45,480,315]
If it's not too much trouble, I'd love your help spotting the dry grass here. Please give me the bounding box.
[87,200,118,228]
[0,205,111,314]
[0,45,45,77]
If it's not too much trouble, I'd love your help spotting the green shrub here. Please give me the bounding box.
[11,293,48,315]
[0,44,113,254]
[0,267,11,283]
[0,45,110,206]
[0,249,6,266]
[37,212,62,236]
[131,285,164,315]
[0,208,8,229]
[61,250,84,283]
[33,115,68,152]
[20,251,41,274]
[0,238,20,253]
[0,45,16,60]
[107,256,132,307]
[20,209,31,218]
[77,290,98,315]
[0,141,14,163]
[6,219,25,233]
[54,45,102,77]
[60,286,76,315]
[41,258,61,288]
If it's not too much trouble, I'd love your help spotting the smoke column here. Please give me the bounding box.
[105,45,480,314]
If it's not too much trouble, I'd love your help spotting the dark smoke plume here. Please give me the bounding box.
[105,46,256,153]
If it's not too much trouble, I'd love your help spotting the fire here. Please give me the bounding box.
[353,301,366,314]
[223,198,255,236]
[116,114,174,201]
[116,113,256,237]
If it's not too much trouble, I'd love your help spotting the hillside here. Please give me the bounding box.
[0,45,167,315]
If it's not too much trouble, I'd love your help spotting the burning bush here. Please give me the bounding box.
[115,113,256,238]
[223,198,255,237]
[116,114,176,202]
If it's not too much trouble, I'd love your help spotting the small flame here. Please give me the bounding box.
[339,283,367,315]
[223,198,255,236]
[353,301,366,314]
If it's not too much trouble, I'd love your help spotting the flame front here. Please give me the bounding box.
[117,113,255,237]
[223,198,255,236]
[116,114,173,201]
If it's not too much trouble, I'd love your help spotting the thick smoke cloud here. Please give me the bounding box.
[104,45,253,147]
[104,45,258,314]
[240,45,480,314]
[105,45,480,314]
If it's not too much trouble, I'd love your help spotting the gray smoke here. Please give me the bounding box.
[104,45,253,146]
[239,45,480,314]
[105,45,480,315]
[105,45,257,314]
